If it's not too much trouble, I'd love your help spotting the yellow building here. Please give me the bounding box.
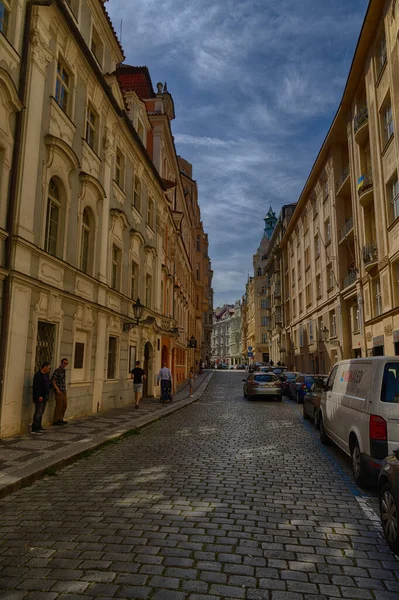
[279,0,399,373]
[0,0,210,436]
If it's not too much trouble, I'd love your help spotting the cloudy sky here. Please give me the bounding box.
[107,0,368,307]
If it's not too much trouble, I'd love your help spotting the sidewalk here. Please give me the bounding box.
[0,370,214,498]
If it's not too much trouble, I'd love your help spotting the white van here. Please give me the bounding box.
[319,357,399,486]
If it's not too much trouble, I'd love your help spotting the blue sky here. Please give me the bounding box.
[107,0,369,307]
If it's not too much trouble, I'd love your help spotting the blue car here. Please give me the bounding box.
[287,374,316,403]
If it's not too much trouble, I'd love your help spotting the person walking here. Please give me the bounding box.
[157,363,172,403]
[51,358,69,426]
[188,367,195,398]
[31,361,51,435]
[131,360,146,409]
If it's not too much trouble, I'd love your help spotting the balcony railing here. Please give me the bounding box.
[336,165,350,193]
[339,216,354,241]
[354,105,368,133]
[358,171,373,196]
[343,270,357,289]
[363,241,378,266]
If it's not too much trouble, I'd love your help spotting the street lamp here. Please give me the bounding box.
[123,298,144,332]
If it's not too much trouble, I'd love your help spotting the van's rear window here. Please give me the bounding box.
[381,363,399,403]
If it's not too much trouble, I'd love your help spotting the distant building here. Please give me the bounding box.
[229,300,243,366]
[211,304,235,365]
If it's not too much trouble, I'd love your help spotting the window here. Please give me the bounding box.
[316,274,322,299]
[304,247,310,270]
[65,0,79,18]
[318,316,324,339]
[261,299,267,309]
[133,176,141,212]
[196,263,200,280]
[381,363,399,403]
[326,365,338,391]
[34,322,56,372]
[327,263,334,290]
[107,336,118,379]
[85,104,97,150]
[329,310,337,337]
[55,59,70,113]
[378,33,387,75]
[261,316,268,326]
[45,178,60,257]
[325,218,331,243]
[394,262,399,303]
[383,100,394,145]
[299,292,303,313]
[292,298,296,317]
[129,345,136,372]
[306,283,312,307]
[323,181,329,200]
[91,25,103,66]
[115,149,124,189]
[374,277,383,316]
[146,274,152,308]
[298,260,301,280]
[111,245,120,290]
[353,304,360,332]
[0,1,9,36]
[261,333,268,344]
[314,234,320,257]
[72,331,89,382]
[74,342,84,369]
[147,197,154,229]
[196,235,201,251]
[389,176,399,222]
[80,208,92,274]
[131,261,138,300]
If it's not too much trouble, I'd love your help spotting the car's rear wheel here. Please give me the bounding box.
[350,438,367,487]
[380,482,399,552]
[319,414,330,445]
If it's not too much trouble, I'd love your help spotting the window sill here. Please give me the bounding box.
[105,378,119,383]
[50,96,76,129]
[327,286,334,293]
[82,138,102,162]
[70,380,92,387]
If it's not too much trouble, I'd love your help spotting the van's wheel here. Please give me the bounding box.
[314,409,319,429]
[302,403,308,419]
[350,438,367,487]
[319,414,330,445]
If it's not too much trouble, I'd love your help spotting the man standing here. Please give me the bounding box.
[51,358,69,426]
[157,362,172,403]
[31,362,51,435]
[131,360,146,409]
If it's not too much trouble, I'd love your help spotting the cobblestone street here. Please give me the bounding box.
[0,371,398,600]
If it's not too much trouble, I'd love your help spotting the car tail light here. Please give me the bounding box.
[302,384,307,391]
[251,381,260,387]
[369,414,387,441]
[273,382,282,387]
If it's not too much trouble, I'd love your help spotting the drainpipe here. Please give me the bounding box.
[0,0,53,416]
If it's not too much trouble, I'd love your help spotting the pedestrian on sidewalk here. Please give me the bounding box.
[188,367,195,398]
[131,360,146,409]
[157,363,172,403]
[31,362,51,435]
[51,358,69,426]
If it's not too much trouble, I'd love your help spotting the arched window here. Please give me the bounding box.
[80,208,91,273]
[257,267,262,276]
[45,178,60,256]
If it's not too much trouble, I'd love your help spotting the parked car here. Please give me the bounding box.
[280,371,300,396]
[217,363,229,370]
[378,450,399,552]
[286,374,316,403]
[236,364,246,370]
[319,357,399,486]
[272,367,288,377]
[303,376,327,426]
[243,373,282,401]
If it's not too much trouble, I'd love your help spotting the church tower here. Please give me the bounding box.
[263,207,277,239]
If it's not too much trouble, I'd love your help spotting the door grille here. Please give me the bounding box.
[35,321,56,372]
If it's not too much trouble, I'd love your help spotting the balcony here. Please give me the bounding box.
[342,270,357,289]
[354,106,369,144]
[339,216,354,242]
[336,165,351,196]
[358,172,373,207]
[363,241,378,270]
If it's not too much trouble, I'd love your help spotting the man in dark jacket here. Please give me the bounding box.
[32,362,51,435]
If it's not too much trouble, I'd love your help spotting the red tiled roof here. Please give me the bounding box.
[116,64,156,99]
[99,0,125,60]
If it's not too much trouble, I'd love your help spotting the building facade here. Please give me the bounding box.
[211,304,235,365]
[278,0,399,374]
[241,277,255,364]
[229,299,242,365]
[0,0,210,437]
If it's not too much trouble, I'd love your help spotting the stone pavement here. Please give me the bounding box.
[0,371,214,499]
[0,371,399,600]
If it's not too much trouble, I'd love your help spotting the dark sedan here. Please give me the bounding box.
[378,450,399,552]
[286,374,317,403]
[302,376,327,426]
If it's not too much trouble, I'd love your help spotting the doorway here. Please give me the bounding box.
[144,341,153,397]
[161,344,169,367]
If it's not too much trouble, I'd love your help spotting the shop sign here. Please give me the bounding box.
[373,335,384,347]
[393,330,399,343]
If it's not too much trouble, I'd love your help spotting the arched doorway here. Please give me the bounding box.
[161,344,169,367]
[144,341,153,397]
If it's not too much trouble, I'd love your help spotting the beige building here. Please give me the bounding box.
[241,276,255,363]
[278,0,399,373]
[0,0,210,437]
